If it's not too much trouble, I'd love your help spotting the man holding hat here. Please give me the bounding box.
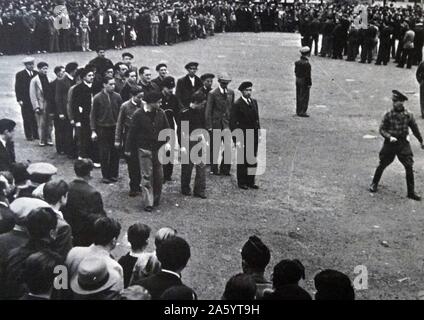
[125,91,170,212]
[295,46,312,117]
[205,72,235,175]
[369,90,424,201]
[160,76,180,182]
[176,62,203,112]
[230,81,260,189]
[15,57,39,141]
[0,119,16,172]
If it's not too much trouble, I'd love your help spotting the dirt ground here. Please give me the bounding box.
[1,32,423,300]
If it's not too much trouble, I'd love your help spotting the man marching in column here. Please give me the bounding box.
[295,46,312,117]
[230,81,260,190]
[115,87,143,197]
[91,76,123,184]
[205,73,235,176]
[15,57,39,141]
[125,92,170,212]
[369,90,424,201]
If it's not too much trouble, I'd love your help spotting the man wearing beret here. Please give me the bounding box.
[205,72,235,175]
[230,81,260,189]
[15,57,39,141]
[295,46,312,117]
[196,73,215,102]
[152,63,169,88]
[369,90,424,201]
[0,119,16,172]
[122,52,138,81]
[176,62,203,112]
[160,76,180,182]
[125,91,170,212]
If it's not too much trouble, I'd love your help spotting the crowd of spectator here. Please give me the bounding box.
[0,157,356,299]
[0,0,301,55]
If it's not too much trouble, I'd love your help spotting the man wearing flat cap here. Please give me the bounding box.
[125,91,170,212]
[369,90,424,201]
[230,81,260,189]
[176,62,203,112]
[295,46,312,117]
[205,72,235,175]
[15,57,39,141]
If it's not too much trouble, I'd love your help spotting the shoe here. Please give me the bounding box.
[129,190,139,197]
[109,177,118,182]
[102,178,112,184]
[298,114,310,118]
[211,171,220,175]
[39,142,46,146]
[248,184,259,189]
[27,137,34,141]
[47,141,53,146]
[238,184,249,190]
[407,193,422,201]
[369,183,378,193]
[144,206,153,212]
[182,190,192,196]
[93,163,101,168]
[193,193,207,199]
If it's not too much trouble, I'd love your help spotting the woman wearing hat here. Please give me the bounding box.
[230,81,260,190]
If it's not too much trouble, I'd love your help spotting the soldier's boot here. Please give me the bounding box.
[369,165,385,192]
[406,168,421,201]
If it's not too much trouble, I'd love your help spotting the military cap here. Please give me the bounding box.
[200,73,215,81]
[22,56,35,64]
[300,46,311,54]
[238,81,253,91]
[144,91,163,104]
[162,76,175,89]
[217,72,232,83]
[156,63,168,71]
[185,62,199,70]
[392,90,408,102]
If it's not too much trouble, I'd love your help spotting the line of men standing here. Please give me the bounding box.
[15,52,261,212]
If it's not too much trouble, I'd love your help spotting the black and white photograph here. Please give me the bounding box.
[0,0,423,307]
